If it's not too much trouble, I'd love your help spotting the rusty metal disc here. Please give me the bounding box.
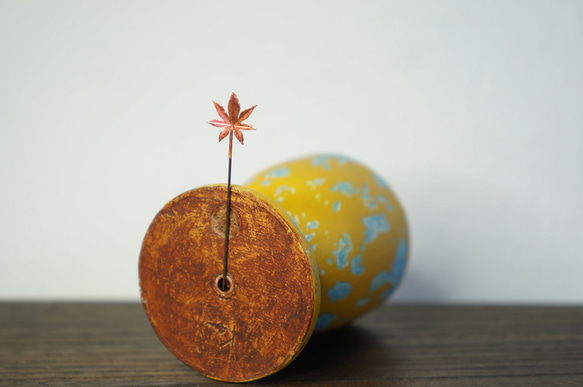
[139,185,320,382]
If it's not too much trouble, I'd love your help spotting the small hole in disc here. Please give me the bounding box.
[217,276,231,291]
[213,273,235,297]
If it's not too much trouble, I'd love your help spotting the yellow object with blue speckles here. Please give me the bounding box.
[246,154,409,332]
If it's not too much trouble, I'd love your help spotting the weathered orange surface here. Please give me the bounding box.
[139,185,319,382]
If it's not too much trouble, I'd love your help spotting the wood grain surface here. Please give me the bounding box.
[1,303,582,386]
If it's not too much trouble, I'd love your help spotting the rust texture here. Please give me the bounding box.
[139,185,319,382]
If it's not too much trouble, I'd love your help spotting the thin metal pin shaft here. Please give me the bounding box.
[209,92,257,292]
[222,134,234,291]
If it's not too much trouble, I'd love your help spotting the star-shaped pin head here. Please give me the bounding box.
[208,91,257,157]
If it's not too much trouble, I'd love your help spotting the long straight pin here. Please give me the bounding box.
[222,135,233,290]
[208,91,257,291]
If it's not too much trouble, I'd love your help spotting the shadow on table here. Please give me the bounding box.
[258,324,396,384]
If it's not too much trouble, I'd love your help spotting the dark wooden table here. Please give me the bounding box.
[1,303,582,386]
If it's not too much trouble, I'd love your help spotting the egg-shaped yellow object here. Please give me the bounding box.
[246,154,410,331]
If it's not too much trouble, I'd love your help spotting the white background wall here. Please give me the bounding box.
[1,1,582,303]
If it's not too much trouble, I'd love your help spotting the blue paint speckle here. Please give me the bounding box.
[350,254,364,275]
[336,156,350,165]
[260,180,272,186]
[375,174,390,189]
[369,240,408,295]
[356,297,370,307]
[328,281,352,302]
[333,201,342,212]
[320,269,326,275]
[312,156,332,170]
[332,232,352,269]
[311,244,317,251]
[264,166,290,179]
[274,185,289,197]
[377,195,388,203]
[362,184,377,209]
[306,220,319,230]
[327,258,333,265]
[305,232,315,242]
[331,182,358,197]
[315,313,337,331]
[307,178,327,189]
[370,271,392,293]
[391,238,408,284]
[362,214,391,243]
